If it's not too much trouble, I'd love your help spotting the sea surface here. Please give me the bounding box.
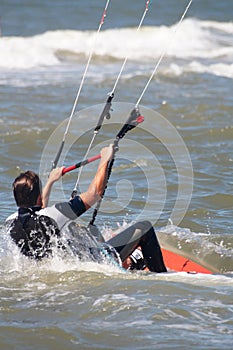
[0,0,233,349]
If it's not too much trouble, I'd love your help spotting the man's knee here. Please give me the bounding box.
[134,220,153,233]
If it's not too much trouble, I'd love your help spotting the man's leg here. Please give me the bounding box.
[107,221,167,273]
[139,223,167,272]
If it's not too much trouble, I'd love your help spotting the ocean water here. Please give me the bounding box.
[0,0,233,349]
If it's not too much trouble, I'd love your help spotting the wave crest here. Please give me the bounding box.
[0,18,232,73]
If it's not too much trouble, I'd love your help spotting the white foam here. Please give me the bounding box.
[0,35,60,69]
[0,18,232,72]
[201,20,233,34]
[166,61,233,79]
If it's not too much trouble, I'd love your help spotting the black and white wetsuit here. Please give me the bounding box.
[5,196,87,260]
[6,196,166,272]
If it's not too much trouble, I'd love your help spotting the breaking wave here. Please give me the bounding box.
[0,18,232,79]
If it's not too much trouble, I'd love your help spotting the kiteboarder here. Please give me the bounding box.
[5,144,166,272]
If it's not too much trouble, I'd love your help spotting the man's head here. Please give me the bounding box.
[13,171,42,208]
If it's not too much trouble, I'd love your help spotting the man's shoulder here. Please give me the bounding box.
[40,201,78,220]
[38,203,72,230]
[38,205,59,218]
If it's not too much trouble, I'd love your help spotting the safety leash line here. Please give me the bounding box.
[51,0,112,171]
[135,0,193,107]
[110,0,151,96]
[89,107,144,227]
[88,0,193,225]
[72,0,152,195]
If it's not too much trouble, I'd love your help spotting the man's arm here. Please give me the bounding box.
[80,144,114,209]
[42,167,64,208]
[42,144,113,210]
[40,145,114,230]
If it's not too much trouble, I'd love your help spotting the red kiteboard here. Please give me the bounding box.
[161,248,212,274]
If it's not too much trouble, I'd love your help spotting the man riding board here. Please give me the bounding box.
[5,144,167,273]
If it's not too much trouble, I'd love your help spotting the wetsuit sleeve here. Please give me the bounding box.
[39,196,86,230]
[55,196,86,218]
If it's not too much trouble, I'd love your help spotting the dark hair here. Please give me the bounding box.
[13,171,42,208]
